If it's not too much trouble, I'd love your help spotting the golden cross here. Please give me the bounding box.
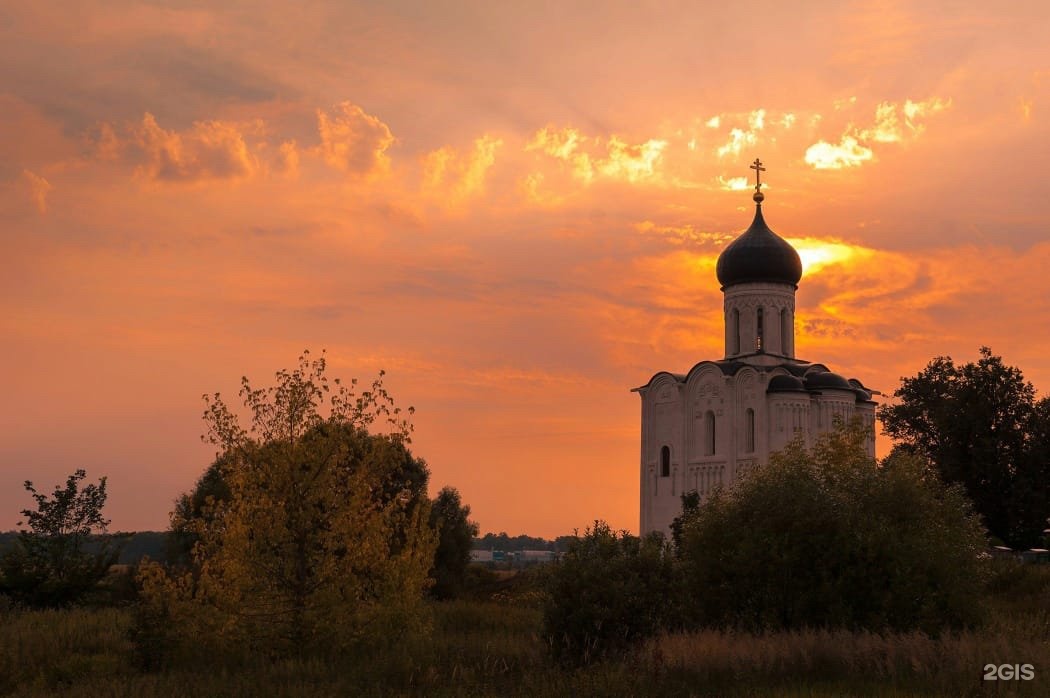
[750,158,766,192]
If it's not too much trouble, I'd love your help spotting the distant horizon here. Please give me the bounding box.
[2,2,1049,539]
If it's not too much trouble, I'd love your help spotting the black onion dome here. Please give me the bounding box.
[767,374,807,393]
[804,371,854,391]
[716,205,803,289]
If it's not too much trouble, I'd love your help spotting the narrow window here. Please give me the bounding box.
[745,408,755,453]
[660,446,670,477]
[705,411,716,456]
[731,309,740,354]
[756,307,764,352]
[780,308,790,355]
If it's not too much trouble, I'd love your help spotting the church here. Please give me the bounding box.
[633,160,877,537]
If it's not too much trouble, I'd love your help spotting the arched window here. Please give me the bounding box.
[660,446,670,477]
[704,411,716,456]
[756,307,764,352]
[731,309,740,354]
[745,408,755,453]
[780,308,790,355]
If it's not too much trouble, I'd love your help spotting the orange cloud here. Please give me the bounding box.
[804,136,874,169]
[634,221,734,247]
[276,141,300,178]
[717,175,750,191]
[421,135,502,204]
[316,102,395,175]
[805,97,950,169]
[103,113,262,182]
[526,126,667,184]
[21,169,52,214]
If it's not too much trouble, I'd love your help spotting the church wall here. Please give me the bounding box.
[686,366,730,509]
[642,376,687,536]
[810,389,857,436]
[767,392,811,455]
[731,367,762,481]
[856,402,877,458]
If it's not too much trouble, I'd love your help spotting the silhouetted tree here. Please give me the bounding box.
[880,347,1050,548]
[0,469,123,607]
[428,487,479,599]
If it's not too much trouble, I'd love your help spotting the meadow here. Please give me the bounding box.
[1,563,1047,697]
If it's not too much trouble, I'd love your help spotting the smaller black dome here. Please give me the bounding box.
[716,205,803,289]
[847,378,873,402]
[853,388,873,402]
[804,371,854,391]
[767,374,807,393]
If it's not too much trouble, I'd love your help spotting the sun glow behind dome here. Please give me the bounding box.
[786,238,873,276]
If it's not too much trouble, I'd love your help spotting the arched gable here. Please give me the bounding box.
[646,372,681,406]
[684,362,724,397]
[632,370,684,394]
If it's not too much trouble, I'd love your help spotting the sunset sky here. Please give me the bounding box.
[2,1,1048,538]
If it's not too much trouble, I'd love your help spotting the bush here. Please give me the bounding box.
[677,420,989,633]
[542,522,680,665]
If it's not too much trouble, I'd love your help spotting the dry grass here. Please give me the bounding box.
[1,564,1048,697]
[641,627,1048,696]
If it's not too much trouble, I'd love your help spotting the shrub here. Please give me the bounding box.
[542,522,680,665]
[677,420,989,633]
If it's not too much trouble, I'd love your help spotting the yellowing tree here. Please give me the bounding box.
[137,352,436,658]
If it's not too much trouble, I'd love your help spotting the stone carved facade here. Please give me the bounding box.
[633,184,877,537]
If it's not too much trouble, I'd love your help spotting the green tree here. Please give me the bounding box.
[542,521,680,665]
[879,347,1050,548]
[0,469,123,608]
[137,351,436,657]
[677,420,988,633]
[428,486,479,599]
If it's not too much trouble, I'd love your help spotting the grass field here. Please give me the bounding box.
[1,563,1048,697]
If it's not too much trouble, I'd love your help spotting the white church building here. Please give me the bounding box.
[633,161,877,537]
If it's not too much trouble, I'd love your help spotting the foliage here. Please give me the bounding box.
[677,420,989,634]
[542,521,680,665]
[165,454,232,566]
[0,469,124,608]
[135,351,436,659]
[879,346,1050,548]
[669,489,700,551]
[428,487,480,599]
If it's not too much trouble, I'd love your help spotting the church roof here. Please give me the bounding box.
[715,199,803,289]
[803,371,854,391]
[632,359,878,405]
[767,374,807,393]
